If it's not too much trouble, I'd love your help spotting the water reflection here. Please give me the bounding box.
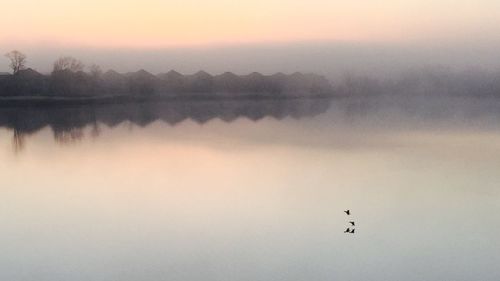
[0,99,331,150]
[1,97,500,281]
[4,96,500,152]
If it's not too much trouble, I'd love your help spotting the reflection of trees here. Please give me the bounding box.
[12,129,25,154]
[0,98,332,151]
[90,122,101,139]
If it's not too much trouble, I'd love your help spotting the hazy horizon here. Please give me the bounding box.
[3,0,500,79]
[3,40,500,80]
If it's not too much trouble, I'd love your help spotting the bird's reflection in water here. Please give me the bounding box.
[1,98,332,151]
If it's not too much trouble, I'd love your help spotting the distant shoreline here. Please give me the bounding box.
[0,93,334,107]
[0,68,334,99]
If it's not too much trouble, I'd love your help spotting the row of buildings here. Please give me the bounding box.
[0,68,333,97]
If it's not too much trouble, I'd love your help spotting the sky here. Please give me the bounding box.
[2,0,500,76]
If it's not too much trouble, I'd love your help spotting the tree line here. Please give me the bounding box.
[1,50,333,98]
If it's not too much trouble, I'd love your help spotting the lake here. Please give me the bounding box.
[1,97,500,281]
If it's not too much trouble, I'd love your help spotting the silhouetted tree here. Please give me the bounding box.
[88,64,104,94]
[5,50,27,75]
[89,64,102,79]
[50,57,89,95]
[53,57,85,73]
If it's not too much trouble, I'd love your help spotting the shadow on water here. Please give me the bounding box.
[0,98,332,150]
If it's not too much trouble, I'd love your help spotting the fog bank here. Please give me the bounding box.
[2,41,500,80]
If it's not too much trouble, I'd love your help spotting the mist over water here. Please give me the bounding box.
[1,98,500,281]
[2,0,500,279]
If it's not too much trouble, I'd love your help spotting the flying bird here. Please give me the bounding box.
[344,210,350,215]
[350,229,355,234]
[344,228,350,233]
[349,221,355,226]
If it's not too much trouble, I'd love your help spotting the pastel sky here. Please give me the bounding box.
[2,0,500,48]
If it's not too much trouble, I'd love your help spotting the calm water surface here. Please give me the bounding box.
[1,98,500,281]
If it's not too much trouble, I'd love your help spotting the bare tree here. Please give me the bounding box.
[53,56,85,73]
[89,64,102,78]
[5,50,27,74]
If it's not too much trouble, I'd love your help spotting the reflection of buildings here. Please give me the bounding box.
[0,99,332,149]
